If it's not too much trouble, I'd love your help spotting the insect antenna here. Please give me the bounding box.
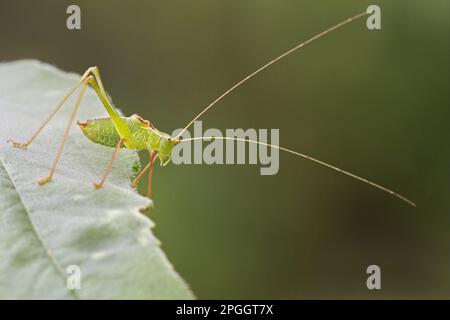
[179,136,416,207]
[176,11,369,138]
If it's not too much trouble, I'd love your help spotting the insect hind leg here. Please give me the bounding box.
[131,150,158,198]
[7,67,97,149]
[37,76,92,185]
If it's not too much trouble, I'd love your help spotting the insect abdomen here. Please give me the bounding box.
[77,115,162,150]
[77,117,123,148]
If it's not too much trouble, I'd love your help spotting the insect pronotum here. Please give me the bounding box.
[7,11,416,207]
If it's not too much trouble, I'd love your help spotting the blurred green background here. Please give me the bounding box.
[1,0,448,299]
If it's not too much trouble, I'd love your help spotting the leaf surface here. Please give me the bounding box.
[0,60,193,299]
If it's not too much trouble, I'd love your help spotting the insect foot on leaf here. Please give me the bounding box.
[7,140,29,149]
[37,176,52,185]
[93,182,103,189]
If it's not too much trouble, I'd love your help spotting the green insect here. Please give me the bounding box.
[7,11,416,207]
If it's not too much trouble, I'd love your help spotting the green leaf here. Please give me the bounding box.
[0,60,194,299]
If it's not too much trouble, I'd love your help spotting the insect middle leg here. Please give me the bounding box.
[94,137,126,189]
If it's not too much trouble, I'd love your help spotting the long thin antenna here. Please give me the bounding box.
[176,11,369,138]
[180,136,416,207]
